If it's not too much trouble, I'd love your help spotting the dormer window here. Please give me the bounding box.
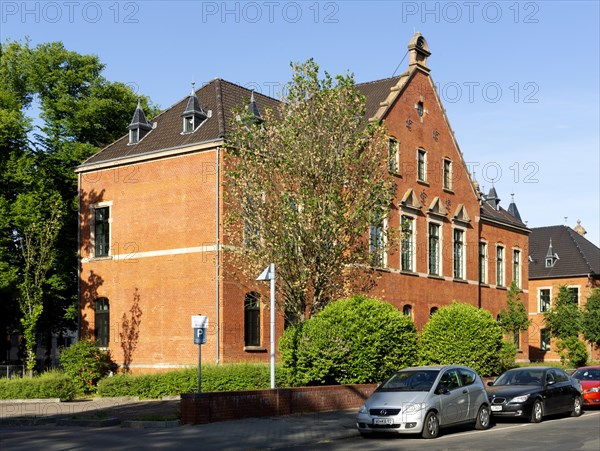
[181,84,208,134]
[545,257,554,268]
[127,100,153,145]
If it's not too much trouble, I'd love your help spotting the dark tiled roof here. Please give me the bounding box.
[480,201,528,231]
[529,225,600,279]
[356,75,403,121]
[79,79,280,167]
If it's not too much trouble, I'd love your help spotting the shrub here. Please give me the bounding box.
[97,363,271,398]
[556,337,588,368]
[497,340,518,373]
[59,338,114,394]
[0,370,77,401]
[419,302,504,376]
[279,295,418,386]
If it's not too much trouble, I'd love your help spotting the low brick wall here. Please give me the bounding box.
[180,384,377,424]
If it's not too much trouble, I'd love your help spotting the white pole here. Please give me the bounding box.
[270,262,275,389]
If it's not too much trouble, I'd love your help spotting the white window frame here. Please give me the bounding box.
[567,285,580,305]
[90,201,113,259]
[540,328,551,352]
[417,148,427,182]
[512,248,521,288]
[453,226,466,280]
[479,241,488,284]
[496,245,505,287]
[401,214,417,272]
[427,220,442,276]
[370,217,388,268]
[443,158,452,190]
[538,287,552,313]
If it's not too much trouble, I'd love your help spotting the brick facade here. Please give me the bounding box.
[77,33,530,372]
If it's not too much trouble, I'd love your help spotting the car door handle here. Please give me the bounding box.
[462,389,468,394]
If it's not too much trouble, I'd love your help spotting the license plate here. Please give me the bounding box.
[491,405,502,412]
[373,418,394,425]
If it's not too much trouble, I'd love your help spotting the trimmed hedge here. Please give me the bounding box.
[0,370,77,401]
[97,363,272,398]
[59,338,114,394]
[279,295,418,386]
[419,302,504,376]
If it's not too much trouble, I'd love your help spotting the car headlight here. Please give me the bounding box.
[509,394,530,403]
[403,402,427,414]
[585,387,600,394]
[358,404,368,414]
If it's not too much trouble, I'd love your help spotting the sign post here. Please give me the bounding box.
[257,263,275,389]
[191,315,209,393]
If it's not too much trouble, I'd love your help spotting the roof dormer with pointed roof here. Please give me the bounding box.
[127,100,154,145]
[182,83,209,134]
[507,193,522,222]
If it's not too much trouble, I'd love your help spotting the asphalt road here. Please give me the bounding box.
[290,410,600,451]
[0,408,598,450]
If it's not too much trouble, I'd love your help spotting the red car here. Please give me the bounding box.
[572,366,600,407]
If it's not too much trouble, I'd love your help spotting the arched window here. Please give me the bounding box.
[95,298,109,348]
[403,304,413,319]
[429,307,438,317]
[244,292,260,347]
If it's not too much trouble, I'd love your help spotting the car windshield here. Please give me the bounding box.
[494,369,544,386]
[572,368,600,381]
[378,370,439,392]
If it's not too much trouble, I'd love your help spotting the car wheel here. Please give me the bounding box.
[571,395,583,417]
[530,399,543,423]
[475,405,491,430]
[422,411,440,439]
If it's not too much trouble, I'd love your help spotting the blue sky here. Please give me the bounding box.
[2,0,599,246]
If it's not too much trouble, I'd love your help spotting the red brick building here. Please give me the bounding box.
[76,33,530,372]
[528,223,600,362]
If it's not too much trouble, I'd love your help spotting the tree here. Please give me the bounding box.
[543,285,582,341]
[225,59,395,324]
[498,281,531,345]
[418,302,504,376]
[279,296,418,386]
[0,39,159,365]
[581,288,600,349]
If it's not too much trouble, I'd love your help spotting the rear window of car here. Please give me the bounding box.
[572,368,600,381]
[458,368,477,386]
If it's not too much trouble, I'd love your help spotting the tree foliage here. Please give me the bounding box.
[543,285,582,341]
[418,302,504,376]
[582,288,600,348]
[279,296,418,386]
[0,39,158,365]
[225,60,395,323]
[498,281,531,340]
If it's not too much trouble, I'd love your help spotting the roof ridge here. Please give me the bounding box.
[215,78,282,102]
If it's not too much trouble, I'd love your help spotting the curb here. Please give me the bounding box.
[56,418,121,427]
[122,419,181,428]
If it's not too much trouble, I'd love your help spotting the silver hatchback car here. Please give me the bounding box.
[356,365,491,438]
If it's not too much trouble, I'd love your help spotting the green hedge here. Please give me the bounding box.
[279,295,418,386]
[97,363,272,398]
[419,302,504,376]
[0,370,77,401]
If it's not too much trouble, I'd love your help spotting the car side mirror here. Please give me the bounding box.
[436,386,450,395]
[487,381,494,386]
[546,380,555,386]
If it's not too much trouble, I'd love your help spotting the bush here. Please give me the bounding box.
[59,338,114,394]
[0,370,77,401]
[419,302,504,376]
[557,337,588,368]
[97,363,272,398]
[279,295,418,386]
[498,340,518,373]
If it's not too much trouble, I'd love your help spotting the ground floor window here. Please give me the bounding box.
[95,297,109,347]
[244,292,261,347]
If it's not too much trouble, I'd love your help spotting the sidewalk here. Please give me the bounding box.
[0,399,359,450]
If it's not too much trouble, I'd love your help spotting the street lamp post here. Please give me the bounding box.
[257,263,275,389]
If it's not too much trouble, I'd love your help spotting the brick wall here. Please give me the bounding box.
[180,384,377,424]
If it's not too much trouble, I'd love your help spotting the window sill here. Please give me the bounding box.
[417,180,429,187]
[443,188,454,194]
[427,274,444,280]
[244,346,267,352]
[453,278,468,284]
[89,256,112,262]
[400,270,418,277]
[479,283,490,288]
[496,286,507,291]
